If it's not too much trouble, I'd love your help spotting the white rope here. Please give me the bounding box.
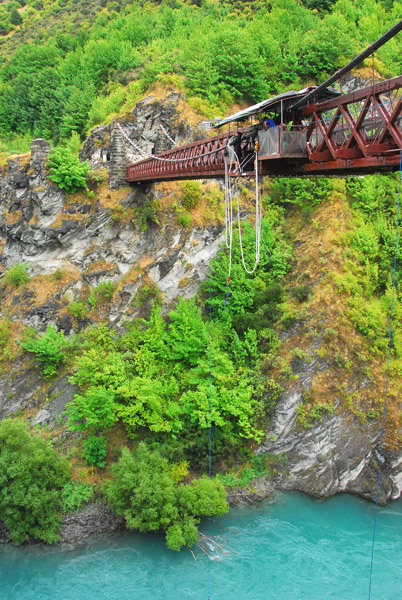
[224,138,262,276]
[159,122,178,147]
[118,121,262,277]
[237,153,262,274]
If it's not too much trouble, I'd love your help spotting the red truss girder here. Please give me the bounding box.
[125,130,253,182]
[125,76,402,182]
[298,75,402,174]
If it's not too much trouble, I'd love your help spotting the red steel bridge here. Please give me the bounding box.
[125,75,402,184]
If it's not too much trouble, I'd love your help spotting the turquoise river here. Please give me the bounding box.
[0,492,401,600]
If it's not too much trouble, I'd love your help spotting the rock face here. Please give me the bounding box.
[257,332,402,505]
[0,502,125,546]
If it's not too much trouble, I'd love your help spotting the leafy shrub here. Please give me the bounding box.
[96,280,115,300]
[310,403,334,422]
[177,212,192,228]
[67,301,88,319]
[66,385,117,433]
[103,443,228,551]
[20,326,73,379]
[87,169,106,188]
[134,199,160,231]
[181,181,202,210]
[269,177,333,208]
[0,318,10,348]
[62,481,94,512]
[82,435,108,467]
[133,283,158,307]
[0,419,70,544]
[48,147,89,193]
[5,263,29,287]
[88,288,97,308]
[52,269,64,281]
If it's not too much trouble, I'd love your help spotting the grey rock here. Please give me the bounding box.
[0,522,10,544]
[60,502,124,545]
[44,375,78,418]
[13,171,29,188]
[258,341,402,503]
[58,313,73,334]
[0,363,43,419]
[30,408,51,427]
[30,138,50,173]
[227,480,275,506]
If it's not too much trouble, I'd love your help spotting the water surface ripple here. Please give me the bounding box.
[0,492,401,600]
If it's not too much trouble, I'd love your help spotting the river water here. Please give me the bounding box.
[0,492,401,600]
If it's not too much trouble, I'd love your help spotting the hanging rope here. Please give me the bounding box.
[224,154,234,307]
[368,135,402,600]
[223,137,262,278]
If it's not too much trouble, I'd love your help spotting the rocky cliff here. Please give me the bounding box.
[0,89,401,545]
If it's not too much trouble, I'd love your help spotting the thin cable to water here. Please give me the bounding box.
[368,136,402,600]
[208,173,213,600]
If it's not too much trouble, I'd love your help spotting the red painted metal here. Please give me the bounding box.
[126,129,255,182]
[125,77,402,183]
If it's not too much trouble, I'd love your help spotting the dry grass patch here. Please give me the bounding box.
[97,182,132,210]
[27,266,81,306]
[4,210,22,225]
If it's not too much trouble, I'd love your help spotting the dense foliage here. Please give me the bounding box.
[338,173,402,356]
[0,419,70,544]
[104,443,228,550]
[0,0,401,147]
[20,326,74,379]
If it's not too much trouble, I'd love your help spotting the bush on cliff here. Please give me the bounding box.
[20,326,74,379]
[48,146,89,193]
[0,419,70,544]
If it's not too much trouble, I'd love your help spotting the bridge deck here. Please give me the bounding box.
[125,76,402,182]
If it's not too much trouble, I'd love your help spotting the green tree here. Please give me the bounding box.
[48,146,90,192]
[9,7,22,25]
[104,443,228,551]
[165,297,208,366]
[66,385,117,433]
[0,419,70,544]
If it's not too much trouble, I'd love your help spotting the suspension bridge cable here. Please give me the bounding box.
[159,122,178,147]
[368,135,402,600]
[116,122,225,162]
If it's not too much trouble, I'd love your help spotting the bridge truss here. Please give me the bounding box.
[125,76,402,183]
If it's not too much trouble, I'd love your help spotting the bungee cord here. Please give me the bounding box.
[224,138,263,278]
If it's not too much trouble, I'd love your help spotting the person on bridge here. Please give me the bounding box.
[263,117,276,129]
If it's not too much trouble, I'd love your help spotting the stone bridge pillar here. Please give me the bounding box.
[109,128,127,191]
